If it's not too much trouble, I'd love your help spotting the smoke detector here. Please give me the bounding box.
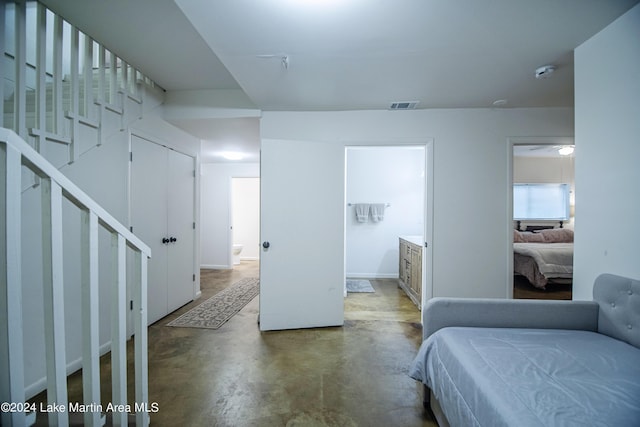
[535,65,556,79]
[389,101,419,110]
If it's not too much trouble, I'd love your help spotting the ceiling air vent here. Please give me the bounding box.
[389,101,419,110]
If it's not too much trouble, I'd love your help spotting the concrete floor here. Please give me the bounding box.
[35,261,437,426]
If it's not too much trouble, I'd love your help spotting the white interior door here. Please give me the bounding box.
[421,141,434,307]
[131,136,168,324]
[166,148,195,313]
[260,139,345,331]
[131,137,195,324]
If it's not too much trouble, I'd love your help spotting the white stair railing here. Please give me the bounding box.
[0,127,151,427]
[2,0,158,165]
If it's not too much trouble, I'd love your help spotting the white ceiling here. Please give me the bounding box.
[513,145,575,158]
[175,0,637,110]
[40,0,638,160]
[170,117,261,163]
[511,136,575,158]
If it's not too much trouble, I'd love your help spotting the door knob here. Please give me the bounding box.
[262,241,270,249]
[162,237,169,244]
[170,237,177,243]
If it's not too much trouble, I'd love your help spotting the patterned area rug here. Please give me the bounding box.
[346,279,375,293]
[167,277,259,329]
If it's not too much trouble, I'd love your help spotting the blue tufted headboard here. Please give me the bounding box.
[593,273,640,349]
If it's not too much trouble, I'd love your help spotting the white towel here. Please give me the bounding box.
[370,203,385,222]
[355,204,370,222]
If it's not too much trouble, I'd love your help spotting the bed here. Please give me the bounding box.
[513,228,573,289]
[409,273,640,427]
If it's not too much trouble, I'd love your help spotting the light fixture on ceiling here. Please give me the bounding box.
[535,65,556,79]
[558,146,574,156]
[221,151,244,161]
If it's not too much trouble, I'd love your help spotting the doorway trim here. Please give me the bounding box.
[507,136,575,299]
[343,138,434,315]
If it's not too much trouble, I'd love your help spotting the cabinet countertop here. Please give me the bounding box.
[399,235,422,247]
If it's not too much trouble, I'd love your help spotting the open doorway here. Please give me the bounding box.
[258,138,433,330]
[510,137,575,300]
[230,177,260,267]
[344,145,426,311]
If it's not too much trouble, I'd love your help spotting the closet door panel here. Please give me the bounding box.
[131,136,169,324]
[166,148,195,313]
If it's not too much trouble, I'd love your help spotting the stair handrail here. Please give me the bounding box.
[1,127,151,427]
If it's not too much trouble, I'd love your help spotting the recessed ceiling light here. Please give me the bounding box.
[221,152,244,160]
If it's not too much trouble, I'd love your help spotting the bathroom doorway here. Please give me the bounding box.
[344,145,430,311]
[231,177,260,266]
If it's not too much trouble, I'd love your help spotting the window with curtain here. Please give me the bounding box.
[514,183,570,220]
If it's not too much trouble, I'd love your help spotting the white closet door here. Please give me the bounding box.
[259,139,345,331]
[131,137,195,324]
[131,136,169,324]
[166,148,195,313]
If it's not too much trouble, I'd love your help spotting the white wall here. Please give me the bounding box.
[201,162,260,269]
[231,177,260,261]
[346,146,424,278]
[261,107,574,298]
[573,4,640,300]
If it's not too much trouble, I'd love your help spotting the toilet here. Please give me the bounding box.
[232,244,243,265]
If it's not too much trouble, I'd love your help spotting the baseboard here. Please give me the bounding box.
[346,273,399,279]
[240,256,259,261]
[26,341,112,399]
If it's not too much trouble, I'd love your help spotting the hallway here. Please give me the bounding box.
[34,261,435,426]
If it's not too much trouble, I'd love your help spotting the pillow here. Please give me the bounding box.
[522,232,545,242]
[540,228,574,243]
[514,230,545,243]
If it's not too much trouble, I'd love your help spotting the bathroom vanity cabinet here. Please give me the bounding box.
[399,236,422,309]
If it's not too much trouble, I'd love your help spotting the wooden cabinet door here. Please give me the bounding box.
[398,238,423,309]
[411,248,422,296]
[399,241,405,280]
